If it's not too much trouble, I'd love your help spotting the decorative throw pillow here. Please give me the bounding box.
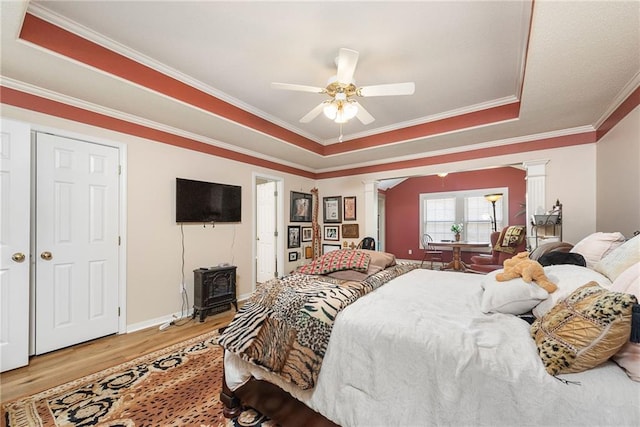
[537,251,586,267]
[494,225,526,254]
[610,262,640,381]
[532,264,612,318]
[594,235,640,282]
[531,282,637,376]
[327,264,383,281]
[480,270,549,315]
[359,249,397,269]
[570,232,625,268]
[297,249,370,275]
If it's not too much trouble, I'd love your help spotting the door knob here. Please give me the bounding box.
[41,251,53,261]
[12,252,26,263]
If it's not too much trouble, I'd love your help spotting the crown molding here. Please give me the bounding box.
[593,70,640,130]
[315,125,595,174]
[0,77,316,174]
[321,96,519,145]
[25,3,323,144]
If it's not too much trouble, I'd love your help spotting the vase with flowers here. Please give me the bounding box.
[451,223,463,241]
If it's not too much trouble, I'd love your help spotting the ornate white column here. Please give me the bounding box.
[363,180,379,242]
[523,160,548,249]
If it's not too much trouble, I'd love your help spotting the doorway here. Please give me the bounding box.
[253,174,284,289]
[2,121,127,371]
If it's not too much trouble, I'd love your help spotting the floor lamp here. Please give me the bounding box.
[484,193,503,232]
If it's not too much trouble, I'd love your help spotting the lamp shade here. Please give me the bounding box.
[484,193,503,203]
[343,101,358,120]
[323,103,338,120]
[324,99,358,123]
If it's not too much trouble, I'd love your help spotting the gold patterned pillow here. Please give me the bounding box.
[531,281,636,375]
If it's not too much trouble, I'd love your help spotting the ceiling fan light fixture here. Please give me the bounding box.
[273,48,414,127]
[324,99,358,123]
[342,101,358,120]
[323,102,338,120]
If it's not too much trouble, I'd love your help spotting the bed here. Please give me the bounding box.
[218,239,640,426]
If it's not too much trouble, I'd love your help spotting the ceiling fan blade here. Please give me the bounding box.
[300,102,326,123]
[354,101,375,125]
[336,48,359,84]
[358,82,415,97]
[271,82,324,93]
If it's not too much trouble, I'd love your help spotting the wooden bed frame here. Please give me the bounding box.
[220,349,338,427]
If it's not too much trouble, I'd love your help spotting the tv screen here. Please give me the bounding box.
[176,178,241,223]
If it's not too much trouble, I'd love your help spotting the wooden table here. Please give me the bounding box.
[429,241,490,272]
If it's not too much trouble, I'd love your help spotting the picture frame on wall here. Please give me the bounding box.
[323,196,342,223]
[288,251,298,262]
[322,243,341,254]
[342,223,359,239]
[287,225,301,248]
[302,226,313,242]
[323,225,339,241]
[290,191,313,222]
[304,246,313,259]
[343,196,356,221]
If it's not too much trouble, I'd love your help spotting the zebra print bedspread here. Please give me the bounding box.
[218,262,418,390]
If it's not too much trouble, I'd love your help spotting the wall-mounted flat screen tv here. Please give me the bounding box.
[176,178,241,223]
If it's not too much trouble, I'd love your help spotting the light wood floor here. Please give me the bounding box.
[1,312,234,405]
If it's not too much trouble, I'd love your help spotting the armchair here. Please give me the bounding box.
[469,226,527,273]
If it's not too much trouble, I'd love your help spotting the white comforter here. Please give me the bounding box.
[225,268,640,426]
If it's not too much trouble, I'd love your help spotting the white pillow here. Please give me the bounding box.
[480,270,549,315]
[532,264,612,318]
[611,261,640,294]
[593,235,640,282]
[570,232,625,268]
[610,262,640,382]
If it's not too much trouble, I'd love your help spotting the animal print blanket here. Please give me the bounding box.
[218,262,417,389]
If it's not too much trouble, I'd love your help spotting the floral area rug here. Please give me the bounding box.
[3,330,274,427]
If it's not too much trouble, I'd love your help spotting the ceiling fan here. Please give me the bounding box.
[272,48,415,126]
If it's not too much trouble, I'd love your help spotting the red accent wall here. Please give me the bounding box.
[385,167,526,262]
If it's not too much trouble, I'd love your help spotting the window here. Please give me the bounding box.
[420,188,507,244]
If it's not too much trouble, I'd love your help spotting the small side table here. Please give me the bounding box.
[429,242,490,272]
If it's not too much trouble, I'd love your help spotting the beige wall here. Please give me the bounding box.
[338,144,599,245]
[312,176,370,247]
[3,103,638,332]
[2,106,316,331]
[596,106,640,238]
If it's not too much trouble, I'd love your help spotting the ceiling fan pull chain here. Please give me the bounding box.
[338,123,344,143]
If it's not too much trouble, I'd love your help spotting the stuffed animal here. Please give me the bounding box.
[496,252,558,293]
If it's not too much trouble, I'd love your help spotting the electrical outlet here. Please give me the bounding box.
[408,249,413,255]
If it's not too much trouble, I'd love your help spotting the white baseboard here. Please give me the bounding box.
[126,308,193,333]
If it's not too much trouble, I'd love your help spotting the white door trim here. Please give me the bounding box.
[28,125,127,341]
[251,172,284,298]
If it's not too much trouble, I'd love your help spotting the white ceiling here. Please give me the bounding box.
[1,1,639,173]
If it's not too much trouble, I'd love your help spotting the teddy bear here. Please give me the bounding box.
[495,251,557,293]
